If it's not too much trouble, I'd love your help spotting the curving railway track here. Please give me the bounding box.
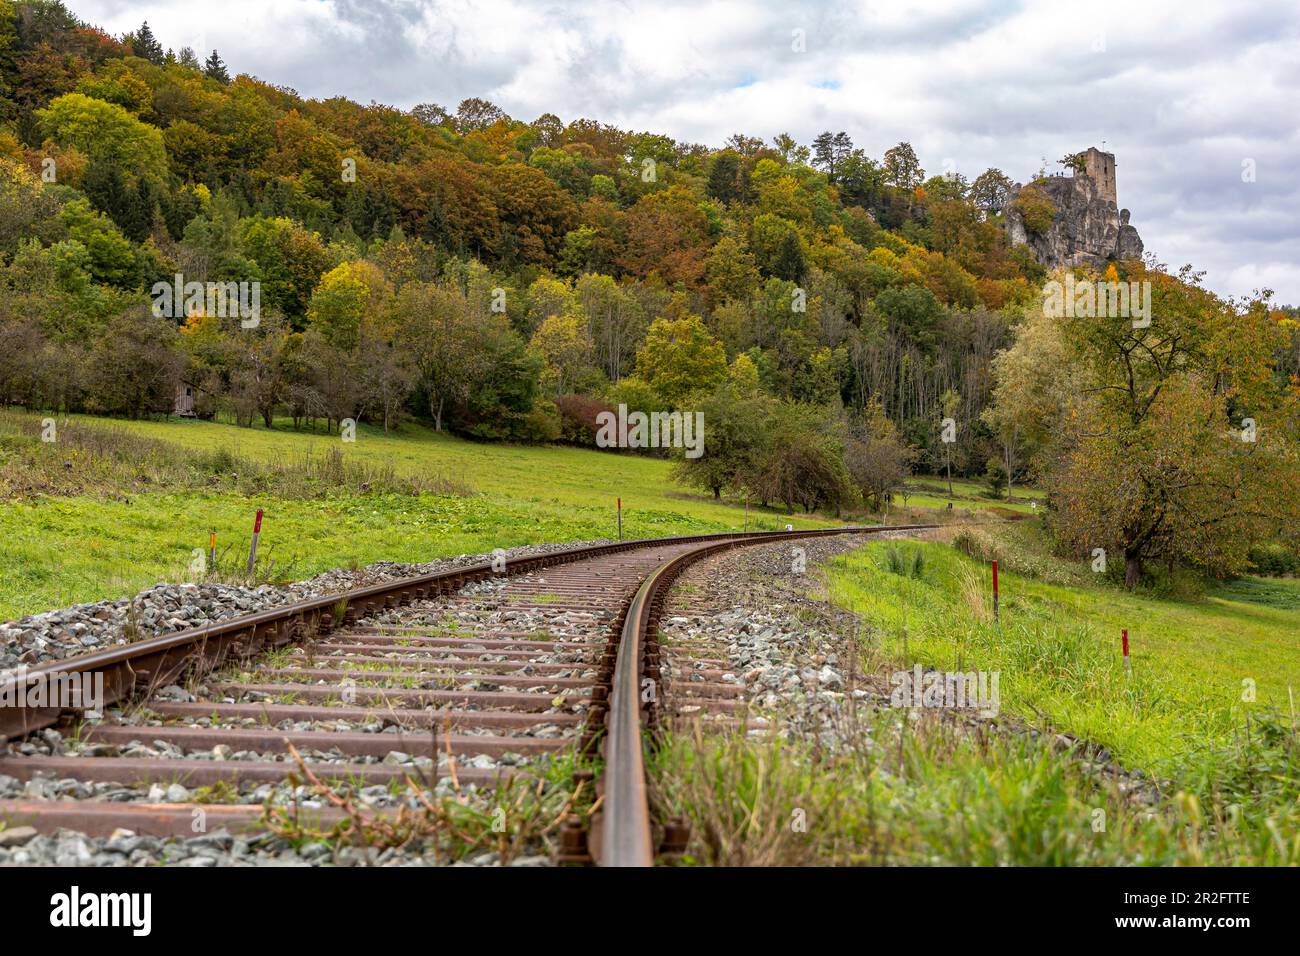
[0,525,933,866]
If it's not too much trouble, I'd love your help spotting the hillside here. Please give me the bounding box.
[0,0,1296,594]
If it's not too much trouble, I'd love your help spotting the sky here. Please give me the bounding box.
[71,0,1300,305]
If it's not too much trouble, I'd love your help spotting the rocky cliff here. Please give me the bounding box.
[1005,147,1143,268]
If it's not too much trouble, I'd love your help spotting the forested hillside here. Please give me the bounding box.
[1,1,1297,586]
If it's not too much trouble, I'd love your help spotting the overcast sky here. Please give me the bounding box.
[72,0,1300,305]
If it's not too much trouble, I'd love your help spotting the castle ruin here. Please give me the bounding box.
[1005,147,1142,269]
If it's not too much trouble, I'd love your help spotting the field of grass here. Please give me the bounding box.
[0,411,837,618]
[825,526,1300,769]
[0,410,1028,619]
[0,408,1037,619]
[796,524,1300,863]
[647,526,1299,866]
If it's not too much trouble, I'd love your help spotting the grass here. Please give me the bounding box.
[648,524,1299,866]
[650,715,1299,866]
[0,409,1027,618]
[825,526,1300,770]
[0,411,842,618]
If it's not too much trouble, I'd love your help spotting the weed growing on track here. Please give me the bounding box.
[263,743,597,864]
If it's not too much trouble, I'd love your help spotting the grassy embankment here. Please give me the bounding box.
[650,522,1299,865]
[0,410,1019,618]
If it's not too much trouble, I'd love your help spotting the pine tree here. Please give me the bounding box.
[204,49,230,84]
[133,21,164,64]
[177,47,200,70]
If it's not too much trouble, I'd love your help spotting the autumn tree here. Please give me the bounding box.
[844,400,918,512]
[530,312,597,396]
[671,376,773,498]
[971,168,1013,217]
[882,142,924,190]
[1040,266,1300,587]
[633,306,727,408]
[753,402,855,514]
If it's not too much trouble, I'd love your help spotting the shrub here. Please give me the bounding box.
[1248,541,1300,577]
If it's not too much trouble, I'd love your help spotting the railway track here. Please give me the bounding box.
[0,525,933,865]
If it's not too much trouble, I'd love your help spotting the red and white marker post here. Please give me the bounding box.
[1122,628,1131,677]
[992,559,999,623]
[246,509,264,575]
[617,497,622,541]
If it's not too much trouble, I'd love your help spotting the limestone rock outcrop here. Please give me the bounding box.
[1005,147,1143,268]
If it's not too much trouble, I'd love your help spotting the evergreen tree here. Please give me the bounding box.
[204,49,231,84]
[132,21,165,65]
[177,46,200,70]
[772,231,806,283]
[82,160,132,229]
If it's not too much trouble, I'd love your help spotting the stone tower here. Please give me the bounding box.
[1082,147,1116,206]
[1003,146,1141,267]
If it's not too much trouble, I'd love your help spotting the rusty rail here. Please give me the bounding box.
[0,527,926,742]
[598,524,938,866]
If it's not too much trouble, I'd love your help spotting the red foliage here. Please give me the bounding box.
[554,394,614,446]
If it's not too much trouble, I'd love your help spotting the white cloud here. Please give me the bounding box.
[71,0,1300,303]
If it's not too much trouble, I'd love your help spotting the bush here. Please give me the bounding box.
[1248,541,1300,577]
[554,394,613,446]
[1010,185,1056,234]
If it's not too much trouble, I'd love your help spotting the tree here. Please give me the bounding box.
[618,186,710,286]
[845,401,917,512]
[982,301,1086,495]
[1044,266,1300,588]
[204,50,230,84]
[754,403,855,514]
[771,133,810,166]
[577,272,643,382]
[492,163,578,267]
[36,93,169,182]
[749,213,805,281]
[671,379,773,498]
[1010,185,1055,234]
[529,312,596,396]
[882,142,924,190]
[633,308,727,408]
[706,151,746,205]
[85,308,184,418]
[412,102,452,127]
[811,131,852,181]
[305,261,390,352]
[971,168,1013,218]
[456,97,506,132]
[240,216,331,324]
[130,21,164,65]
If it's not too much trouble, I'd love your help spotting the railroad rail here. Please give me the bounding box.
[0,524,935,864]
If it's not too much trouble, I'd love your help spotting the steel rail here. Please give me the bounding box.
[0,526,927,742]
[599,523,938,866]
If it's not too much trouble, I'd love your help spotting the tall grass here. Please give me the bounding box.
[0,411,471,500]
[817,535,1300,864]
[649,708,1300,865]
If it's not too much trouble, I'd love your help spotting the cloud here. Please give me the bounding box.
[72,0,1300,303]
